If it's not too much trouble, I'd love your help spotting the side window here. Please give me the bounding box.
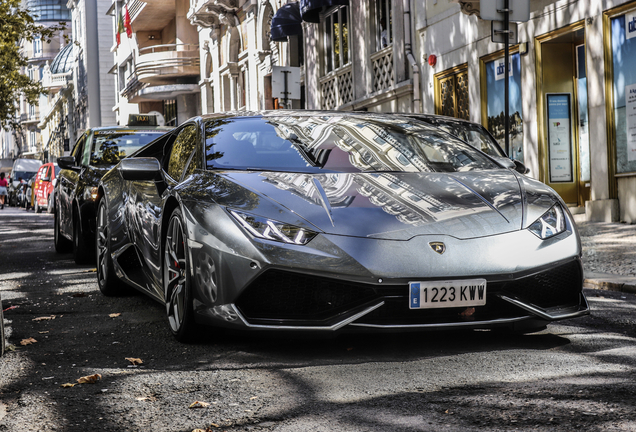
[167,125,198,181]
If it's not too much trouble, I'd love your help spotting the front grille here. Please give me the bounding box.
[501,260,582,308]
[235,260,583,326]
[235,270,379,322]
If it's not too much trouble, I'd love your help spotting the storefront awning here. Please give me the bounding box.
[270,2,303,42]
[300,0,348,23]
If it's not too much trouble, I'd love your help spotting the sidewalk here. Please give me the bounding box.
[576,220,636,294]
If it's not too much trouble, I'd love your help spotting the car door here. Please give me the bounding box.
[58,134,87,238]
[127,124,199,297]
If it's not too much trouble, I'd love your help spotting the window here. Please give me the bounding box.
[167,125,198,181]
[375,0,392,51]
[323,6,350,74]
[164,100,177,126]
[33,37,42,55]
[435,65,469,121]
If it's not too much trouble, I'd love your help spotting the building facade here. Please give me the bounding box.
[415,0,636,223]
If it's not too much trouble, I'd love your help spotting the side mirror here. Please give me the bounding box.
[513,160,530,175]
[58,156,79,170]
[492,156,516,170]
[119,158,162,181]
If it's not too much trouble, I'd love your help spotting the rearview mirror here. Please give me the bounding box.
[58,156,78,170]
[119,158,162,181]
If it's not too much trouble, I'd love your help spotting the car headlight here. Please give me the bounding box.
[229,210,318,245]
[528,204,566,239]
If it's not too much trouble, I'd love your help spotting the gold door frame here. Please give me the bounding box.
[534,21,585,195]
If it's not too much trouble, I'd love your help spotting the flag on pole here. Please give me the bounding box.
[116,11,124,46]
[124,5,133,38]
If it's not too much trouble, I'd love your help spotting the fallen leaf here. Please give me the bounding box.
[60,383,76,388]
[249,396,258,400]
[20,337,37,346]
[189,401,211,409]
[109,313,121,318]
[125,357,143,366]
[77,374,102,384]
[32,315,55,321]
[38,331,49,334]
[6,345,16,352]
[2,305,18,312]
[86,268,97,273]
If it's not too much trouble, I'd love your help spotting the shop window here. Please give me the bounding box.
[484,53,524,162]
[323,6,350,74]
[610,11,636,174]
[435,65,469,121]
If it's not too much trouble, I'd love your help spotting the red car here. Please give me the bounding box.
[33,163,60,213]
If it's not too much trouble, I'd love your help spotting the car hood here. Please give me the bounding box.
[196,169,557,241]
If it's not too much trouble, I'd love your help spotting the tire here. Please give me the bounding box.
[35,201,42,213]
[47,194,54,214]
[96,200,128,296]
[54,206,72,253]
[73,213,94,265]
[164,208,197,342]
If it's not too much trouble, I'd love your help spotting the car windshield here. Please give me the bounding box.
[12,171,38,181]
[427,121,505,158]
[90,131,164,165]
[204,116,500,174]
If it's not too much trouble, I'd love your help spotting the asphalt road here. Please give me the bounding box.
[1,207,636,432]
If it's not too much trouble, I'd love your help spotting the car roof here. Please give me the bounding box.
[89,125,174,132]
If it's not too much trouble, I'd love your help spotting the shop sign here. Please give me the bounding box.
[626,11,636,40]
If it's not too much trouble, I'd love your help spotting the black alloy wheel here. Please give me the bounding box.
[54,206,72,253]
[96,200,127,296]
[164,208,197,342]
[73,212,93,265]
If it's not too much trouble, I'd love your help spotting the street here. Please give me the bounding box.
[1,207,636,432]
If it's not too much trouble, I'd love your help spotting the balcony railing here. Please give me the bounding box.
[42,71,72,90]
[319,64,353,110]
[136,44,200,84]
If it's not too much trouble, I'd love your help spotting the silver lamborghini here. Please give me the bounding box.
[96,111,589,341]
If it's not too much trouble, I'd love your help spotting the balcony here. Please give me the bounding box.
[136,44,200,85]
[129,0,175,32]
[42,71,72,91]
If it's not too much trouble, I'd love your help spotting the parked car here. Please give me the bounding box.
[402,113,529,175]
[32,162,60,213]
[8,158,42,207]
[95,111,589,342]
[54,125,173,264]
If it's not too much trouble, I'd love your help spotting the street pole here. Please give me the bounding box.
[504,0,510,156]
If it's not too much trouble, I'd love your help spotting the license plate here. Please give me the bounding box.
[409,279,487,309]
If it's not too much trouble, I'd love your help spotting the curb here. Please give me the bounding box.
[584,278,636,295]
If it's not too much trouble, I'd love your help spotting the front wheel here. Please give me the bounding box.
[163,208,197,342]
[47,194,54,214]
[54,206,72,253]
[96,200,127,296]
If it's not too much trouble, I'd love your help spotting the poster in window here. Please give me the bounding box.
[625,83,636,162]
[547,94,573,183]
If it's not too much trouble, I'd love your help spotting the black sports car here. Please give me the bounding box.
[96,111,589,341]
[55,126,172,264]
